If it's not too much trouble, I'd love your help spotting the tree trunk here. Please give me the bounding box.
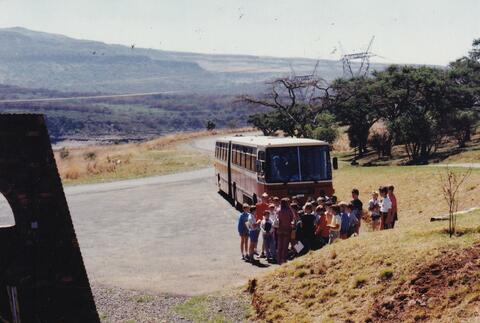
[384,137,393,158]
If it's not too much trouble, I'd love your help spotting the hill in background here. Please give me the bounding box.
[0,27,388,94]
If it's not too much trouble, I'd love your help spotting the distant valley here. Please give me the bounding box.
[0,27,391,142]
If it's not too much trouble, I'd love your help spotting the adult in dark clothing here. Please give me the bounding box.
[299,203,316,255]
[351,188,363,235]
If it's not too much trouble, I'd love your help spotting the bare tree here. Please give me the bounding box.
[240,75,332,137]
[440,166,472,237]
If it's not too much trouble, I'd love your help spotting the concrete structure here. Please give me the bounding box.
[0,115,99,322]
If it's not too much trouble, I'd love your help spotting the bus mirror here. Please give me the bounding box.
[332,157,338,170]
[256,160,263,173]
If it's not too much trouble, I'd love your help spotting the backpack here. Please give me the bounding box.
[264,221,272,233]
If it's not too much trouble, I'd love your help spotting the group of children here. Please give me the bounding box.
[237,185,398,265]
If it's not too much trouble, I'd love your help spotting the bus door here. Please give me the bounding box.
[227,141,232,198]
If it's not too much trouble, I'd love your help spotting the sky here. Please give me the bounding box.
[0,0,479,65]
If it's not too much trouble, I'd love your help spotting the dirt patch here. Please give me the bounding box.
[369,243,480,322]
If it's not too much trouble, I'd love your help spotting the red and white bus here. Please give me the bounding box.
[214,136,336,206]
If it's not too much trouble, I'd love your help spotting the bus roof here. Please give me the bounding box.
[217,135,329,147]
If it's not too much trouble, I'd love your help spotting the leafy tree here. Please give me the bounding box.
[247,112,280,136]
[449,111,478,147]
[368,129,391,158]
[469,38,480,61]
[447,39,480,147]
[390,66,451,162]
[312,126,338,143]
[311,112,338,143]
[329,77,381,156]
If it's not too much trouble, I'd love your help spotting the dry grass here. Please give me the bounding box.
[250,163,480,322]
[333,164,480,228]
[55,128,252,185]
[441,148,480,164]
[253,209,480,322]
[332,126,350,152]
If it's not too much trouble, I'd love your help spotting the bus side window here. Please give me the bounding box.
[241,147,246,168]
[234,146,238,165]
[257,150,265,175]
[246,147,251,170]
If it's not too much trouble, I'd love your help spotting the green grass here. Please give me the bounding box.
[173,296,231,323]
[99,313,109,323]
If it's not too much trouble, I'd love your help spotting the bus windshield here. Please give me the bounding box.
[265,146,331,183]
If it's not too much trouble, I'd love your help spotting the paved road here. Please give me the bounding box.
[68,168,270,296]
[1,135,268,296]
[429,163,480,169]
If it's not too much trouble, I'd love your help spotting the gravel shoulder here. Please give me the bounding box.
[93,283,251,323]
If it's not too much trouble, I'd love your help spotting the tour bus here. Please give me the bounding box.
[214,136,337,206]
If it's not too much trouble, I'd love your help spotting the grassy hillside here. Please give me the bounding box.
[248,164,480,322]
[54,128,250,185]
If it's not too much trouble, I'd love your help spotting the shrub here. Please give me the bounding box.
[353,275,367,288]
[84,151,97,161]
[312,126,338,144]
[295,269,308,278]
[319,288,337,303]
[379,268,394,280]
[59,147,70,159]
[64,166,80,180]
[302,289,316,299]
[205,120,216,131]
